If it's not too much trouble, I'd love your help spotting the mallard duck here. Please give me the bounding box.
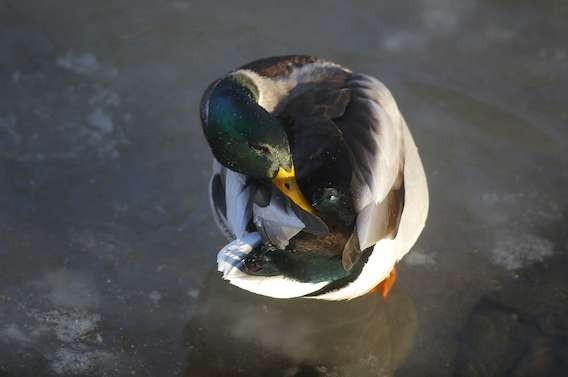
[200,55,428,300]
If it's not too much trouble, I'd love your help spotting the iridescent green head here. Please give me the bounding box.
[200,76,292,180]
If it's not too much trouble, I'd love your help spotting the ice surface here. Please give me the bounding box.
[1,0,567,376]
[56,52,100,75]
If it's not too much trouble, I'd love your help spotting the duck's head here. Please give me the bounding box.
[200,75,313,213]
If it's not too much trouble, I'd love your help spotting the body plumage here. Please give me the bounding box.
[200,55,428,300]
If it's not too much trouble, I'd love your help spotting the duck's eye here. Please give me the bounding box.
[324,188,339,201]
[248,143,271,155]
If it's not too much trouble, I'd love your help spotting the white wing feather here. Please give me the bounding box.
[209,159,253,239]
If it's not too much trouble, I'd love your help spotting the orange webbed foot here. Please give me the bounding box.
[370,268,397,300]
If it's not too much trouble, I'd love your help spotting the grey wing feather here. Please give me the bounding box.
[336,74,405,210]
[335,74,406,250]
[209,160,307,247]
[209,159,253,240]
[252,188,305,249]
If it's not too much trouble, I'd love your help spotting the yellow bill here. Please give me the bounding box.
[272,165,316,215]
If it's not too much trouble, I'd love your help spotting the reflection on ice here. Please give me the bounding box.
[184,270,417,377]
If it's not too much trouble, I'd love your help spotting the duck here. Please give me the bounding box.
[199,55,428,300]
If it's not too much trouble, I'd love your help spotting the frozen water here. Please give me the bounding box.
[1,0,567,376]
[86,108,114,134]
[491,233,554,271]
[56,51,100,75]
[404,249,436,267]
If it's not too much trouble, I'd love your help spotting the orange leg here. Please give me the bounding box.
[370,267,397,299]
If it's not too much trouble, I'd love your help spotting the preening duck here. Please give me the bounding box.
[200,55,428,300]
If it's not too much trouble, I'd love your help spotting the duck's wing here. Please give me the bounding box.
[281,88,353,188]
[210,159,311,246]
[305,76,428,300]
[209,159,254,240]
[334,74,407,251]
[278,75,407,251]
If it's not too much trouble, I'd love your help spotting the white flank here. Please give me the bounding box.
[311,240,398,300]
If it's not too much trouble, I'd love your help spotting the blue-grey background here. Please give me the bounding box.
[1,1,567,376]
